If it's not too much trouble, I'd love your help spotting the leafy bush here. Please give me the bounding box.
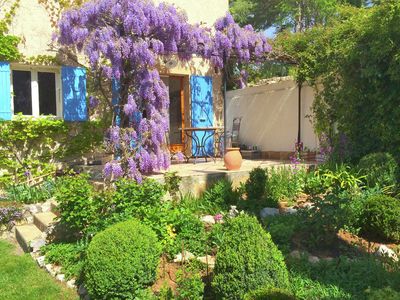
[265,167,306,207]
[358,152,398,191]
[6,179,56,204]
[212,214,289,299]
[200,179,240,214]
[264,214,301,254]
[304,169,325,196]
[245,167,268,210]
[176,262,204,300]
[358,194,400,242]
[244,287,296,300]
[41,240,87,280]
[85,219,161,299]
[163,171,182,199]
[366,287,400,300]
[55,174,96,233]
[0,206,22,227]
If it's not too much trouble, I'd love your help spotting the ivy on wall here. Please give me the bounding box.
[0,0,21,61]
[0,115,105,186]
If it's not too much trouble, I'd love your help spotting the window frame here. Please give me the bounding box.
[10,64,62,119]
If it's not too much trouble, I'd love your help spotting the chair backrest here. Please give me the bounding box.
[232,117,242,144]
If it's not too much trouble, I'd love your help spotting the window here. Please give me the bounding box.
[11,66,61,117]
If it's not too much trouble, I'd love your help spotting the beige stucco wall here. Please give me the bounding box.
[226,77,319,152]
[155,0,228,25]
[4,0,54,57]
[4,0,228,58]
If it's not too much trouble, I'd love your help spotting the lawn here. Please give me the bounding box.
[0,240,77,300]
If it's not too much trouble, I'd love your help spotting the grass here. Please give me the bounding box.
[0,240,78,300]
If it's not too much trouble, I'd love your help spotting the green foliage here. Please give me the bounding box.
[55,174,96,233]
[245,167,306,209]
[277,2,400,162]
[85,219,161,299]
[358,152,398,192]
[358,194,400,242]
[6,179,56,204]
[288,256,400,300]
[200,179,240,214]
[245,167,268,210]
[41,240,87,280]
[163,171,182,199]
[244,287,296,300]
[366,287,400,300]
[0,116,104,187]
[176,263,204,300]
[0,34,20,61]
[212,214,289,299]
[264,214,302,254]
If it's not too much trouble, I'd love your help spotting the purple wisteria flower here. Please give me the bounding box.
[89,96,99,109]
[57,0,271,182]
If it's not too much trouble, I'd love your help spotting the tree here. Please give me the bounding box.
[57,0,271,181]
[229,0,369,32]
[276,1,400,162]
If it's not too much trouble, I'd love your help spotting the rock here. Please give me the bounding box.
[36,256,46,268]
[162,191,173,202]
[41,201,52,213]
[30,239,46,253]
[228,205,239,217]
[303,203,314,209]
[173,251,195,263]
[322,257,334,262]
[45,264,57,276]
[78,284,88,296]
[200,215,215,225]
[376,245,399,262]
[283,207,298,215]
[290,250,301,259]
[197,255,215,268]
[308,255,320,264]
[260,207,279,218]
[56,274,65,282]
[67,279,76,289]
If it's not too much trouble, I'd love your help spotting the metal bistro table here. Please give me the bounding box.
[180,127,224,163]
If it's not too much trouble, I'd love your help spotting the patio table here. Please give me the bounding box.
[180,127,224,163]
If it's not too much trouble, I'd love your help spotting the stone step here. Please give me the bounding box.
[33,212,57,232]
[72,165,105,180]
[15,224,43,253]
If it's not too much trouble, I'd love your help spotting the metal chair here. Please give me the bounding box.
[231,117,242,148]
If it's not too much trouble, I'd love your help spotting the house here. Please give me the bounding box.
[0,0,229,155]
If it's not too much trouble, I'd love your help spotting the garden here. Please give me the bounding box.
[1,150,400,299]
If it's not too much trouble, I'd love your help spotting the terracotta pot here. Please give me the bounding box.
[224,148,242,171]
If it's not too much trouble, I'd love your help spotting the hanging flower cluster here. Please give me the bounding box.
[57,0,271,181]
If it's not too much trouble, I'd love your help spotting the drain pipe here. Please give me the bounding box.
[223,56,227,152]
[297,82,302,144]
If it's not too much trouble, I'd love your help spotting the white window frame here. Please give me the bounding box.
[10,64,63,119]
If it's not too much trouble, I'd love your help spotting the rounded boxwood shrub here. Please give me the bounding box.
[212,214,289,299]
[85,219,161,299]
[359,195,400,242]
[358,152,398,190]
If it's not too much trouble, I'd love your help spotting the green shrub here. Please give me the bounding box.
[245,167,268,210]
[163,171,182,199]
[212,215,289,299]
[264,214,301,254]
[176,262,204,300]
[85,219,161,299]
[358,152,398,191]
[244,287,296,300]
[55,174,96,233]
[41,240,87,280]
[358,194,400,242]
[366,287,400,300]
[265,167,306,207]
[200,179,240,214]
[6,179,56,204]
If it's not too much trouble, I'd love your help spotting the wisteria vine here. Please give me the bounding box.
[57,0,271,181]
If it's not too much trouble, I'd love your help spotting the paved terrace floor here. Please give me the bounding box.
[150,159,296,196]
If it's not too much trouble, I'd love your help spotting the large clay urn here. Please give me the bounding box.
[224,148,242,171]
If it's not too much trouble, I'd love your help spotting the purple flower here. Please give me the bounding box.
[89,96,99,109]
[214,214,223,222]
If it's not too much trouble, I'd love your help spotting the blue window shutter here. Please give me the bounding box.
[0,62,12,120]
[190,75,213,155]
[62,66,87,121]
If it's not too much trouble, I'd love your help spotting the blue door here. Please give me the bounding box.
[190,75,213,156]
